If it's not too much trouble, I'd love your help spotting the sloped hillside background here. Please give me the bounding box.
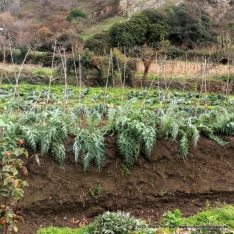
[1,0,234,45]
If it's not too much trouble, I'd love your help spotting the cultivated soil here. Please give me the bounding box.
[18,135,234,233]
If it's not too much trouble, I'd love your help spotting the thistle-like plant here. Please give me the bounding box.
[72,108,105,171]
[15,110,71,166]
[107,103,156,166]
[73,128,105,171]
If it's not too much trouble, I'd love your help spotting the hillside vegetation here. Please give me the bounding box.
[0,0,234,87]
[0,0,233,48]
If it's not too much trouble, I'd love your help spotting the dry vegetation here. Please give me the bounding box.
[138,60,234,77]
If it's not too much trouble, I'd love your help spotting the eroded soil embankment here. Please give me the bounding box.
[19,135,234,233]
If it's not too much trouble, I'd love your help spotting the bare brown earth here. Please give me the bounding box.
[17,135,234,233]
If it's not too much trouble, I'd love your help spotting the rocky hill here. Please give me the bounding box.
[3,0,234,26]
[0,0,234,47]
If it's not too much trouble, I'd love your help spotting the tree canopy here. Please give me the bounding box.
[85,3,212,55]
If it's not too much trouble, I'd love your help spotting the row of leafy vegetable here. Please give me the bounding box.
[1,99,234,170]
[0,86,231,110]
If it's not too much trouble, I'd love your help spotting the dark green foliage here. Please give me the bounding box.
[6,49,22,64]
[109,10,168,49]
[116,57,137,88]
[27,52,57,67]
[141,9,169,46]
[67,9,86,22]
[0,51,3,62]
[165,45,186,59]
[84,33,111,55]
[80,48,93,72]
[67,48,93,78]
[109,22,140,48]
[166,3,211,46]
[87,3,211,54]
[2,48,56,66]
[228,22,234,30]
[122,67,134,87]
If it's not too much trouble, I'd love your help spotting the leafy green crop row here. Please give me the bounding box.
[0,85,232,112]
[37,204,234,234]
[1,96,234,169]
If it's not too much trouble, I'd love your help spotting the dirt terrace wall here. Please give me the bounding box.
[19,135,234,233]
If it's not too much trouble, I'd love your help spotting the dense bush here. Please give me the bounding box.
[89,211,137,233]
[165,45,186,59]
[86,2,212,54]
[166,2,211,46]
[84,33,111,55]
[67,9,86,22]
[109,10,168,49]
[141,9,169,46]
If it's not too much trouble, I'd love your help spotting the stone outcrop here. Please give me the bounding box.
[117,0,232,19]
[118,0,165,17]
[203,0,231,21]
[90,0,232,20]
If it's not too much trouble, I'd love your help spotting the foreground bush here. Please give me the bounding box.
[0,129,28,233]
[88,211,137,233]
[36,211,150,234]
[37,205,234,233]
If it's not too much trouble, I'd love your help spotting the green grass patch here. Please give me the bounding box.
[80,16,126,41]
[162,203,234,231]
[36,226,88,234]
[182,204,234,228]
[31,68,57,76]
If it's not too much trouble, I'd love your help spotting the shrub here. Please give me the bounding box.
[67,9,86,22]
[166,2,211,46]
[165,46,185,59]
[84,33,111,56]
[89,211,137,233]
[228,22,234,30]
[0,127,28,233]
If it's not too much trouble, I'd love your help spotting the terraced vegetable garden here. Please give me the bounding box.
[1,61,234,233]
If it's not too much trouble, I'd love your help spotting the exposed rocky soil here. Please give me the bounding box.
[17,135,234,233]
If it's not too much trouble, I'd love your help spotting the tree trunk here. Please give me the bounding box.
[142,52,156,87]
